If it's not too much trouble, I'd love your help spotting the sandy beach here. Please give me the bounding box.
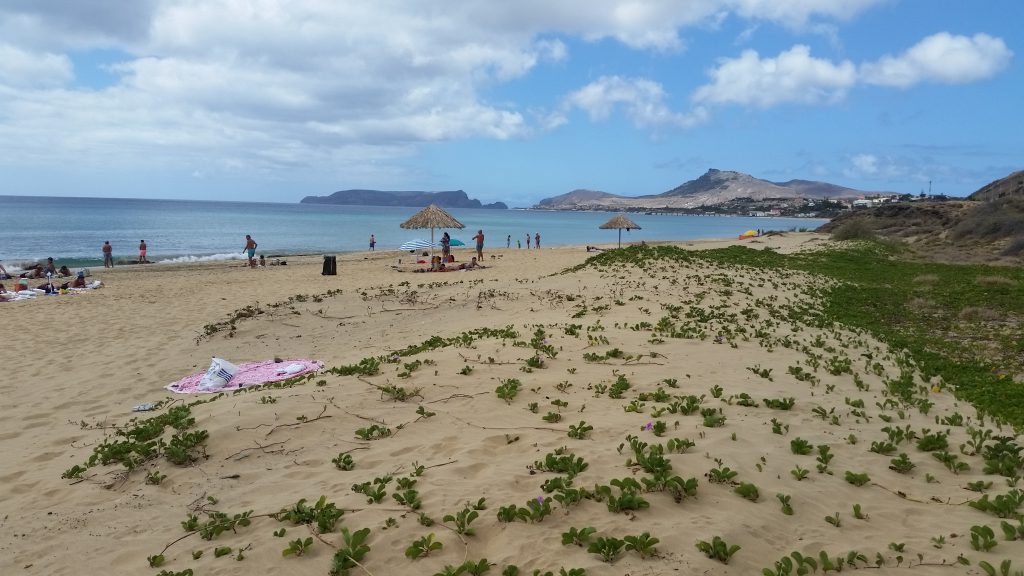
[0,233,1015,575]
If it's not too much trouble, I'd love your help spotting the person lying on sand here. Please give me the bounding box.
[409,258,485,273]
[458,257,486,270]
[586,246,605,252]
[37,276,71,292]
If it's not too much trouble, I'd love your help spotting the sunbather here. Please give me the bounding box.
[70,271,87,288]
[458,257,486,270]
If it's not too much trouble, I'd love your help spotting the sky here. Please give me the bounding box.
[0,1,1020,206]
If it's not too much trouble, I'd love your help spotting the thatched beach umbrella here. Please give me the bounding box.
[599,214,641,247]
[400,204,465,258]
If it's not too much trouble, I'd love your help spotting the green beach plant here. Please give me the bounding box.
[777,493,794,515]
[330,527,371,576]
[735,482,760,502]
[588,536,625,563]
[623,532,660,558]
[562,526,597,547]
[695,536,740,564]
[406,533,444,559]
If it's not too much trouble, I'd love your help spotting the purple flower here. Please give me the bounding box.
[536,496,545,504]
[644,422,653,431]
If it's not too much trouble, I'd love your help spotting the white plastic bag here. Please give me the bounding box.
[276,362,306,375]
[197,357,239,391]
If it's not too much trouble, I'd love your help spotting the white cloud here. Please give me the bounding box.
[850,153,879,175]
[0,1,159,51]
[861,32,1013,88]
[693,45,856,107]
[0,43,72,88]
[564,76,708,129]
[0,0,1006,188]
[729,0,887,28]
[842,153,934,184]
[690,32,1012,113]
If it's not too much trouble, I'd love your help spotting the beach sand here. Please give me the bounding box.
[0,233,1012,575]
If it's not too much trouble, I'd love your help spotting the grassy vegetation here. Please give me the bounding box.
[582,242,1024,427]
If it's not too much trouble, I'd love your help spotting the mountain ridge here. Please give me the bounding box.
[534,169,892,210]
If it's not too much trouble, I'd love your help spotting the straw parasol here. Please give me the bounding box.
[599,214,641,247]
[399,204,465,258]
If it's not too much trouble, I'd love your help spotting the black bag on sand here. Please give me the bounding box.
[322,255,337,275]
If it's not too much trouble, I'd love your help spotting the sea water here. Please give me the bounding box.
[0,195,827,269]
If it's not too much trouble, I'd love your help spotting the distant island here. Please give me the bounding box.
[533,169,898,218]
[300,189,507,209]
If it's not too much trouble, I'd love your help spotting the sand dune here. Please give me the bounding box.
[1,234,1019,575]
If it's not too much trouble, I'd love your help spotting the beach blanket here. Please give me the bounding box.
[166,359,324,394]
[2,280,103,301]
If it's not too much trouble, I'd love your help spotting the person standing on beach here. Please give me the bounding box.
[138,240,147,263]
[473,229,485,259]
[525,234,530,249]
[243,234,258,268]
[369,234,376,251]
[441,232,451,261]
[535,232,540,249]
[102,241,114,268]
[506,234,511,248]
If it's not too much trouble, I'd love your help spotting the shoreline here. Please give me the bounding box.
[3,230,809,273]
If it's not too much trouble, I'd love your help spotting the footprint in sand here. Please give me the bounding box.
[28,450,64,464]
[388,444,418,458]
[0,469,26,483]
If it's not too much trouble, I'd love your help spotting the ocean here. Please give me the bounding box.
[0,195,827,270]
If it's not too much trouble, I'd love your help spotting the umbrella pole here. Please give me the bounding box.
[431,228,435,263]
[618,228,622,248]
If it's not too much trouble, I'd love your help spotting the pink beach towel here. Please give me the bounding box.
[166,359,324,394]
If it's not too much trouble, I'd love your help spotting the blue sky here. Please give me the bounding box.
[0,1,1019,206]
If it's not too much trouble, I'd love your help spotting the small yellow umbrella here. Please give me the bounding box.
[599,214,641,247]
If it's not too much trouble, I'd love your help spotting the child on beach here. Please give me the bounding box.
[139,240,147,263]
[525,234,530,249]
[369,234,376,251]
